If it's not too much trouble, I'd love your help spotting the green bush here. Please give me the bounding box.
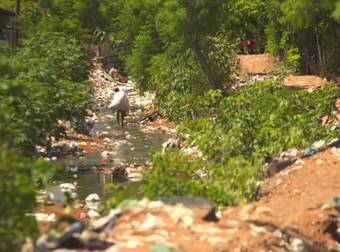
[287,48,302,73]
[0,144,54,251]
[0,32,89,249]
[0,32,92,152]
[126,28,160,91]
[14,32,91,83]
[148,47,209,121]
[148,34,236,122]
[184,81,339,163]
[143,151,262,206]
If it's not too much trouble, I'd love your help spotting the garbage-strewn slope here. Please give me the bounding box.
[106,148,340,252]
[36,146,340,252]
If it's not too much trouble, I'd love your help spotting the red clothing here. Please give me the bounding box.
[246,39,256,54]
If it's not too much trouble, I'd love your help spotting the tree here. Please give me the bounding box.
[267,0,340,76]
[156,0,226,89]
[0,32,91,152]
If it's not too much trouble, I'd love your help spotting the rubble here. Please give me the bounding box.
[46,142,83,158]
[36,193,338,252]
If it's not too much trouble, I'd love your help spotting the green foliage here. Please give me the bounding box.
[186,81,339,163]
[38,0,107,41]
[0,31,89,250]
[148,34,236,121]
[268,0,340,76]
[148,47,209,121]
[1,0,110,42]
[0,32,92,151]
[0,144,55,251]
[333,1,340,20]
[126,28,160,91]
[286,48,302,73]
[14,32,91,82]
[143,151,262,206]
[137,81,339,206]
[223,0,269,53]
[105,182,147,208]
[0,0,41,38]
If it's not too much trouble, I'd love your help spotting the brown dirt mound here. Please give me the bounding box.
[284,75,328,89]
[112,148,340,251]
[237,53,279,80]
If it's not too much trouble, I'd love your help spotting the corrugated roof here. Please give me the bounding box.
[0,8,15,17]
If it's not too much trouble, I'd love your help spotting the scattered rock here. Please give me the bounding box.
[138,213,164,231]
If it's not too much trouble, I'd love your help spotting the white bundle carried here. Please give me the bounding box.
[108,89,129,113]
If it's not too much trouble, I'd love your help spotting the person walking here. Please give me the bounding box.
[108,87,129,127]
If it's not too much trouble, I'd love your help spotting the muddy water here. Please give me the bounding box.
[54,106,172,201]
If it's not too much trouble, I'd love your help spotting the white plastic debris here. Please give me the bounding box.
[28,213,56,222]
[85,193,101,210]
[88,209,100,218]
[59,183,76,193]
[312,140,326,150]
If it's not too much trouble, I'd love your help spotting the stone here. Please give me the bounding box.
[21,238,35,252]
[148,201,164,209]
[90,210,120,230]
[272,229,282,238]
[280,148,299,159]
[85,193,100,202]
[138,213,164,231]
[101,151,114,159]
[290,238,305,252]
[163,196,217,221]
[250,224,268,233]
[47,213,57,222]
[294,159,305,166]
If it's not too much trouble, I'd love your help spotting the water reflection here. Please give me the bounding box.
[54,105,172,201]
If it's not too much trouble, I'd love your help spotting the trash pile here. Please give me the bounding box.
[36,142,84,161]
[268,138,339,176]
[35,195,339,252]
[162,135,203,158]
[230,74,272,92]
[90,67,154,113]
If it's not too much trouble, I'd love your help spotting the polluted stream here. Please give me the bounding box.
[53,104,172,201]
